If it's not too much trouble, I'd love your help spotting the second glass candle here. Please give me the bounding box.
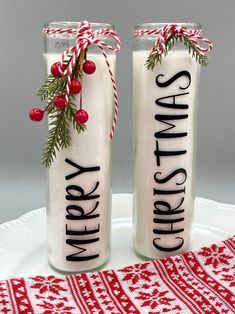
[133,23,201,259]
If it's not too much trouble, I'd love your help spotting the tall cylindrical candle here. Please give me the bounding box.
[133,23,209,259]
[44,21,117,272]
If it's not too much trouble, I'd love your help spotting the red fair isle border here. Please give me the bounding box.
[153,258,202,313]
[0,235,234,314]
[183,252,235,312]
[9,278,34,314]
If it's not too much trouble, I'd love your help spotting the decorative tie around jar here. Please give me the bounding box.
[133,23,213,259]
[29,21,121,273]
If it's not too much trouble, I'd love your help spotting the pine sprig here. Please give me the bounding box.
[145,34,209,70]
[42,109,70,168]
[145,53,162,70]
[42,104,86,168]
[182,36,208,66]
[38,51,87,168]
[37,75,67,102]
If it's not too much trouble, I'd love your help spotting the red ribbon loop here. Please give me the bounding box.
[43,20,121,139]
[134,23,213,56]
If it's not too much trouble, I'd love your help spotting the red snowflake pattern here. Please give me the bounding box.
[135,288,175,309]
[148,305,182,314]
[221,274,235,287]
[0,236,234,313]
[37,300,75,314]
[120,263,155,284]
[199,244,233,268]
[30,276,67,295]
[220,266,235,287]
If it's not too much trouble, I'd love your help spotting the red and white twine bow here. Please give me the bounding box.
[134,23,213,55]
[43,21,121,139]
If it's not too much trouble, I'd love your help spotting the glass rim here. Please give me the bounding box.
[44,21,114,30]
[135,22,201,30]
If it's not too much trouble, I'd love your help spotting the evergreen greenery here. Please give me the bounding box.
[145,34,209,70]
[38,52,86,168]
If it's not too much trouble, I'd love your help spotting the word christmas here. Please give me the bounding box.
[153,70,191,252]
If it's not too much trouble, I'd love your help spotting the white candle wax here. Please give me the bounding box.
[133,51,200,259]
[45,53,115,272]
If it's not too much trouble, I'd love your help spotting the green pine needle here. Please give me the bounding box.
[42,104,85,168]
[42,109,69,168]
[37,75,67,102]
[38,51,87,168]
[145,34,209,70]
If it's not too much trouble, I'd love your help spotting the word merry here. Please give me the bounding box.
[65,158,101,261]
[153,71,191,252]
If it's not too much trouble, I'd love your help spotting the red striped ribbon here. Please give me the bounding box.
[43,21,121,139]
[134,23,213,55]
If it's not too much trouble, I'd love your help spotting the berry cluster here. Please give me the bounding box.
[29,59,96,125]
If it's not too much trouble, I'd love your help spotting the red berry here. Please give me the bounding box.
[51,62,67,77]
[70,80,82,94]
[29,108,44,122]
[74,109,89,124]
[83,60,96,75]
[53,95,67,109]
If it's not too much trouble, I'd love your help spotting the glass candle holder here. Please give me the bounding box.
[45,21,116,273]
[133,23,201,259]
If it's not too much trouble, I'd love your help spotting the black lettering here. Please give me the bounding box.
[153,187,186,195]
[154,198,185,215]
[154,141,187,167]
[155,93,189,110]
[154,114,188,138]
[153,237,184,252]
[154,168,187,185]
[152,71,191,253]
[66,202,100,220]
[153,217,184,231]
[66,239,99,261]
[65,158,100,180]
[66,224,100,236]
[66,182,100,201]
[156,71,191,90]
[64,159,101,262]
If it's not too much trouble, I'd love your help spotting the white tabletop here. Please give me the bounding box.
[0,194,234,280]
